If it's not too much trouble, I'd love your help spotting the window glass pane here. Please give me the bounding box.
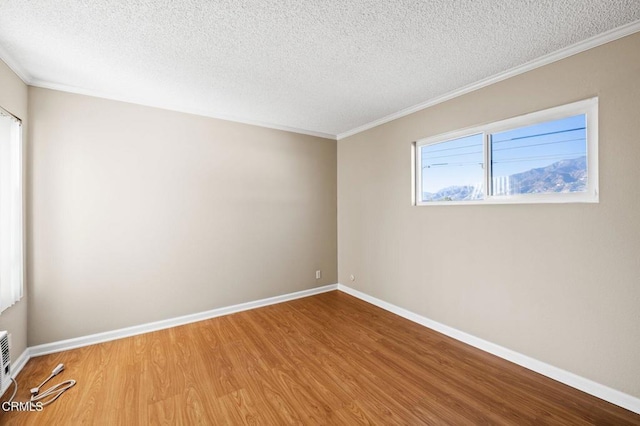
[490,114,587,196]
[420,133,484,202]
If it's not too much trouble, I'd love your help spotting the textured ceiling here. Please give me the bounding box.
[0,1,639,138]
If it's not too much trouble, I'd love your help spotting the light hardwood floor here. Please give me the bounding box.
[1,291,639,425]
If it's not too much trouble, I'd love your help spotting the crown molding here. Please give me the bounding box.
[0,43,335,140]
[0,45,32,85]
[337,19,640,140]
[3,19,639,141]
[29,79,336,140]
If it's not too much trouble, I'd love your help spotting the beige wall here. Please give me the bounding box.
[28,88,337,345]
[338,33,640,398]
[6,27,639,403]
[0,60,28,362]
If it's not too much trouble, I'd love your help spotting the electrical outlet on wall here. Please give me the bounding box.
[315,270,321,280]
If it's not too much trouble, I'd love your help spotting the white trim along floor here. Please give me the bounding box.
[10,283,640,415]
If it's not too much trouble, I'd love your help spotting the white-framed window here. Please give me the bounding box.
[0,107,23,313]
[413,98,598,205]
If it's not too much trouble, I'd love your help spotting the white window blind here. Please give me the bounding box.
[0,107,23,313]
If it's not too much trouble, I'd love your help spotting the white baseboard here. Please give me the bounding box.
[29,284,338,357]
[19,282,640,415]
[337,284,640,415]
[11,348,30,379]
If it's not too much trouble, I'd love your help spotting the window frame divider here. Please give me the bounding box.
[413,97,599,206]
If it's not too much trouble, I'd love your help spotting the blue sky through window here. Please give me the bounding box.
[420,114,587,200]
[491,114,586,177]
[420,133,483,195]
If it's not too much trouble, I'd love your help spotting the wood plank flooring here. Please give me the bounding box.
[1,291,639,425]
